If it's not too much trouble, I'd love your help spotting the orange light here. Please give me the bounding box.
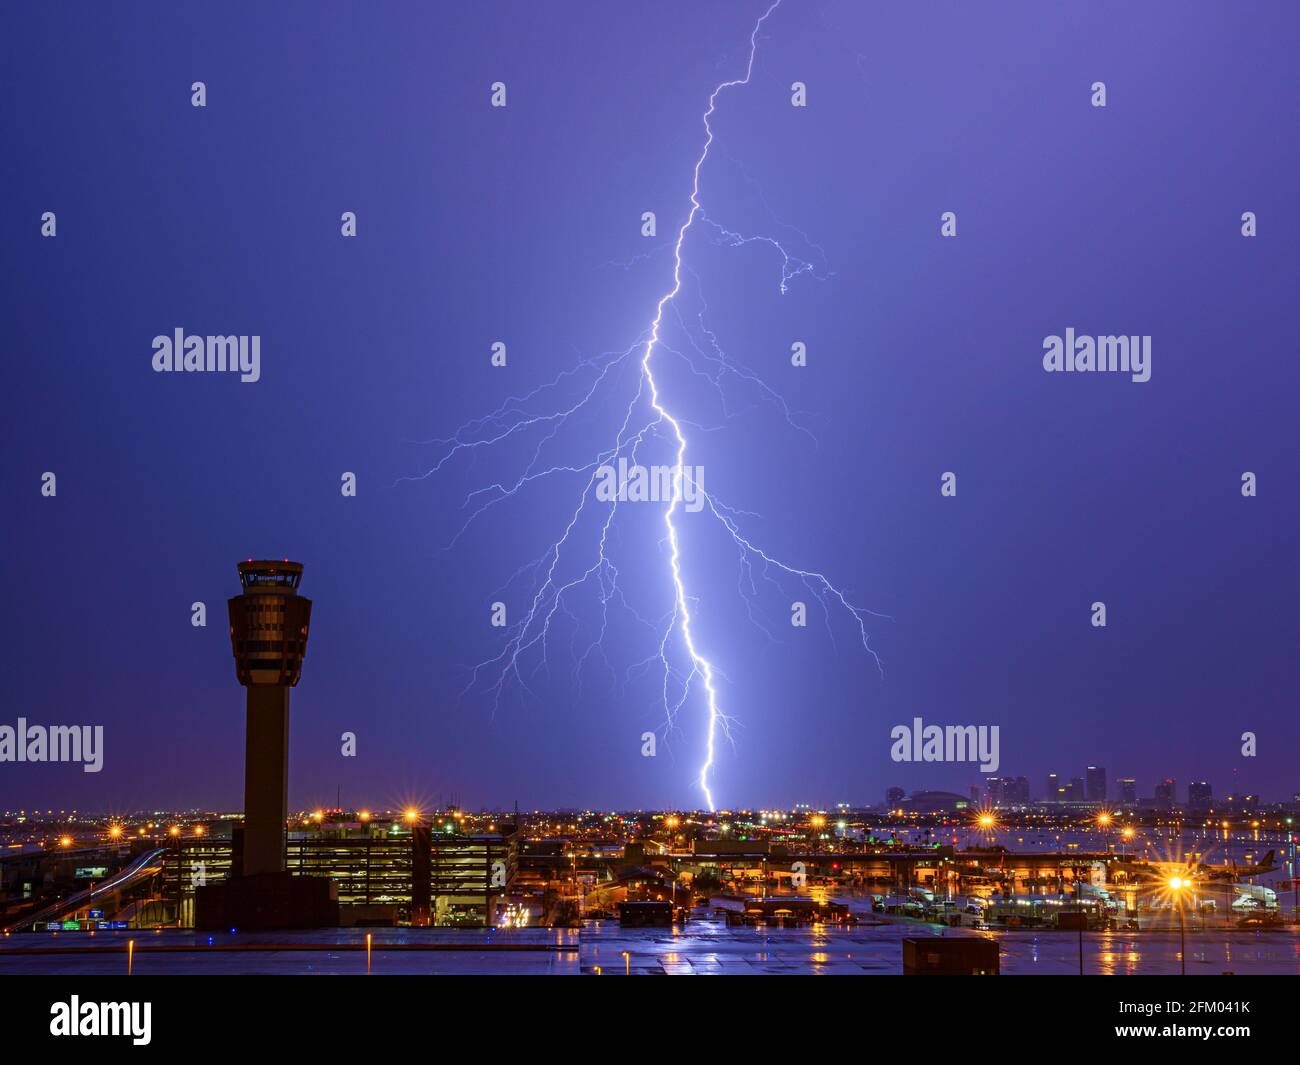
[194,825,205,837]
[108,825,123,839]
[59,835,73,847]
[359,811,371,822]
[404,809,419,823]
[168,825,180,837]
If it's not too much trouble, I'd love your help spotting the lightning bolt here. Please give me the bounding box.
[642,0,790,813]
[403,0,882,811]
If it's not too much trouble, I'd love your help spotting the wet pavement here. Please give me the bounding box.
[3,919,1298,974]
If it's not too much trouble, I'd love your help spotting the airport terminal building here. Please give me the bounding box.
[169,816,518,927]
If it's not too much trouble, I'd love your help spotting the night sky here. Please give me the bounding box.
[4,1,1298,814]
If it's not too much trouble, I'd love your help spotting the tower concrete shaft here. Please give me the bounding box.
[242,686,290,876]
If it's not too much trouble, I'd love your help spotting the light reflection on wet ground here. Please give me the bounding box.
[580,920,1300,975]
[2,921,1297,974]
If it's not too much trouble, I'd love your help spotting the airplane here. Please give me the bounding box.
[1110,850,1277,887]
[1106,855,1201,891]
[1196,850,1277,882]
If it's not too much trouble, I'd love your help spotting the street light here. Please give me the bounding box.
[1168,877,1187,975]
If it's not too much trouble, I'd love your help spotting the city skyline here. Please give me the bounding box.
[0,763,1286,817]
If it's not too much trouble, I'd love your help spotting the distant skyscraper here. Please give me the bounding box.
[1155,778,1176,809]
[1117,778,1137,805]
[1086,766,1106,803]
[986,776,1029,805]
[885,786,905,808]
[1066,777,1085,802]
[1188,781,1212,809]
[1046,773,1059,802]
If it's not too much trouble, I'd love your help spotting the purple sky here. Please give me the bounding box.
[3,1,1298,813]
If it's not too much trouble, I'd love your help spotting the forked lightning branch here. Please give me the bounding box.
[409,0,880,810]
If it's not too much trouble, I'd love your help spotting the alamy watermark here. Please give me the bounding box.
[0,718,103,773]
[50,997,150,1045]
[151,328,260,382]
[594,458,705,513]
[1042,329,1150,382]
[890,716,999,773]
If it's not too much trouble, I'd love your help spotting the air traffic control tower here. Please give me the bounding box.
[195,559,336,929]
[229,560,312,875]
